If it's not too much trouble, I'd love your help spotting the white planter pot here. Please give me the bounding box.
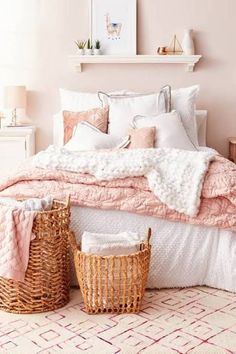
[77,49,84,55]
[85,49,92,55]
[182,29,195,55]
[93,49,101,55]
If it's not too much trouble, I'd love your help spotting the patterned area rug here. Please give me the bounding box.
[0,287,236,353]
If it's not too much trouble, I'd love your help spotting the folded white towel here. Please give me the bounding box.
[0,196,53,211]
[81,231,143,256]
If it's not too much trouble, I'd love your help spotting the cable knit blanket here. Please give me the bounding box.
[0,147,235,232]
[33,146,214,217]
[0,207,36,281]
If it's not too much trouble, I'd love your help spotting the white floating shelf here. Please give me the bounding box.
[69,54,202,73]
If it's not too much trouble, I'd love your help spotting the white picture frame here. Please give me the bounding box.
[90,0,137,55]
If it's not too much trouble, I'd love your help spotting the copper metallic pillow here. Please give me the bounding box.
[127,127,156,149]
[63,106,109,144]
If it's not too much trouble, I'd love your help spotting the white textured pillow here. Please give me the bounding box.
[172,85,200,147]
[103,93,162,138]
[60,89,101,111]
[133,111,196,151]
[64,122,130,151]
[60,89,137,111]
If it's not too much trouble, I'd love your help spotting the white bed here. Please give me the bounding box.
[71,207,236,292]
[53,111,236,292]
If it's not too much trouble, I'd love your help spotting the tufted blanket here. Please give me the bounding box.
[0,206,36,281]
[0,148,235,232]
[33,146,215,217]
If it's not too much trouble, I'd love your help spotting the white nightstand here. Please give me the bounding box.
[0,126,36,174]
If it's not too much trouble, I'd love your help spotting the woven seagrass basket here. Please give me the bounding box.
[69,228,151,314]
[0,196,71,314]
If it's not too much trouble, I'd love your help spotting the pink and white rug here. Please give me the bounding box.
[0,287,236,353]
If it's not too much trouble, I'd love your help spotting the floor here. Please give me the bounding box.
[0,287,236,353]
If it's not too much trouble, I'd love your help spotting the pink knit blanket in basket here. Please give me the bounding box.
[0,206,36,281]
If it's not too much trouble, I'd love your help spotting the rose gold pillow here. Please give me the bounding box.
[63,106,109,144]
[127,127,156,149]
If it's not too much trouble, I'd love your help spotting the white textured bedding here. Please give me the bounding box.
[71,206,236,292]
[34,146,214,217]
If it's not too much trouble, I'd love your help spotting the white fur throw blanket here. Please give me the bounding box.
[33,146,215,217]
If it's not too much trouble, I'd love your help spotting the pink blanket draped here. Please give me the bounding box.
[0,206,36,281]
[0,155,235,232]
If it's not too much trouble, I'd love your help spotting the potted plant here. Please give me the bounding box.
[85,39,93,55]
[75,40,86,55]
[93,40,101,55]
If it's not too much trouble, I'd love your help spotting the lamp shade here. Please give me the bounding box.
[4,86,27,109]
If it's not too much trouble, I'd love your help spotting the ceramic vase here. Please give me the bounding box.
[182,29,195,55]
[93,49,101,55]
[77,49,84,55]
[84,49,93,55]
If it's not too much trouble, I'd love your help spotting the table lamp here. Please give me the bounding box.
[4,86,27,126]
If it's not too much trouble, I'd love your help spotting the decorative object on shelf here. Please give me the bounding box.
[157,46,168,55]
[182,29,195,55]
[228,137,236,163]
[84,38,93,55]
[93,40,101,55]
[3,86,27,126]
[166,35,183,55]
[75,40,86,55]
[90,0,136,55]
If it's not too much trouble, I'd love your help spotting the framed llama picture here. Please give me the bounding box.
[90,0,137,55]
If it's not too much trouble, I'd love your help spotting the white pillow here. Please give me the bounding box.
[172,85,200,147]
[103,93,162,138]
[133,111,196,151]
[60,89,136,111]
[64,121,130,151]
[60,88,101,111]
[98,85,199,144]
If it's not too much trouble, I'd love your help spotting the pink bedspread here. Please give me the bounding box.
[0,155,235,232]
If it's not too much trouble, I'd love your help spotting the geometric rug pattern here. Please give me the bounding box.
[0,287,236,353]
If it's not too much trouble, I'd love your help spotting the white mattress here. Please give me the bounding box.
[71,206,236,292]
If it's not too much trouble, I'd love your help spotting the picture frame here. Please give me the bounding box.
[90,0,137,55]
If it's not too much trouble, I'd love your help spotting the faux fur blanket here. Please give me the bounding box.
[33,146,214,217]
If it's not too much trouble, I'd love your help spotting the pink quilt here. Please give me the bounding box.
[0,155,235,232]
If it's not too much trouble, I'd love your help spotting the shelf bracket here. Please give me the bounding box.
[186,63,195,72]
[76,63,82,73]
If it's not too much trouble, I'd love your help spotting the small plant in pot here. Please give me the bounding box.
[85,39,93,55]
[93,40,101,55]
[75,40,86,55]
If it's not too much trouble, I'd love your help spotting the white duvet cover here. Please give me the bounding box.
[71,206,236,292]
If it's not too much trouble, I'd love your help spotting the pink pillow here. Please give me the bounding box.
[63,106,109,144]
[127,127,156,149]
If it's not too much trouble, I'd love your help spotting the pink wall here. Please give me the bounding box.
[0,0,235,156]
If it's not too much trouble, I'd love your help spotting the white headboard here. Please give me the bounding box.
[195,110,208,146]
[53,110,208,147]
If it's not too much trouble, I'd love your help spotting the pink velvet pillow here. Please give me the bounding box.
[63,106,109,144]
[127,127,156,149]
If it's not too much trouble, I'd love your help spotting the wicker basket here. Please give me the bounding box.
[69,229,151,314]
[0,197,71,314]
